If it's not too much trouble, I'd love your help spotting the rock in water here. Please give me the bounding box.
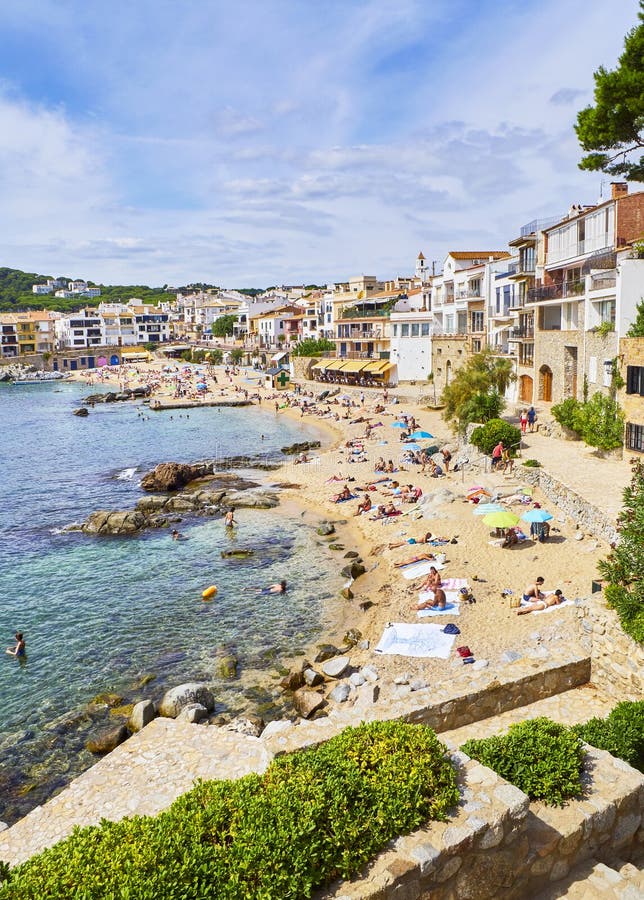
[158,683,215,718]
[217,654,238,679]
[313,644,340,663]
[317,522,335,536]
[279,670,304,691]
[321,656,350,678]
[140,462,211,493]
[73,407,89,417]
[86,724,129,755]
[128,700,156,732]
[293,689,325,719]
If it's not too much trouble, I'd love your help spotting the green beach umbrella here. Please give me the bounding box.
[481,511,520,529]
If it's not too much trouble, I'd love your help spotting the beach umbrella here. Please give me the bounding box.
[473,503,504,516]
[482,511,520,529]
[402,443,422,452]
[392,422,407,428]
[408,430,434,439]
[521,508,554,523]
[196,382,207,391]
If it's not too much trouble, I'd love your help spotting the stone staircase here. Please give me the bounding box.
[535,855,644,899]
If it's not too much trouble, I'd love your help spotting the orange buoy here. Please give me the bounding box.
[202,585,217,601]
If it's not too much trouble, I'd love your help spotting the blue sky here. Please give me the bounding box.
[0,0,640,286]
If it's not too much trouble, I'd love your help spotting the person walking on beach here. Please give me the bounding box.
[520,410,528,434]
[491,441,504,470]
[441,448,452,473]
[6,632,26,658]
[527,406,536,432]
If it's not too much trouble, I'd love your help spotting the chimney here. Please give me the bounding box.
[611,182,628,199]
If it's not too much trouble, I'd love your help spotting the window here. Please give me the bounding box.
[411,323,419,337]
[392,324,398,336]
[401,324,409,337]
[626,366,644,396]
[472,339,482,353]
[626,423,644,452]
[471,311,484,332]
[421,323,430,336]
[597,300,615,324]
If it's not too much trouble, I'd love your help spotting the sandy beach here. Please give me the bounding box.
[69,359,608,697]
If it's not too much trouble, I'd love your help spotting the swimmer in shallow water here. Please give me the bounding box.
[257,579,287,594]
[6,632,26,658]
[224,510,236,528]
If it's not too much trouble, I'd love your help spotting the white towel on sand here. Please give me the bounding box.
[399,560,446,580]
[418,589,461,605]
[520,598,574,615]
[375,623,456,658]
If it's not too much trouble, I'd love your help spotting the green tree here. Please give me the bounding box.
[627,299,644,336]
[291,337,335,357]
[576,391,625,452]
[598,459,644,643]
[441,349,515,432]
[211,315,237,338]
[208,349,223,365]
[575,2,644,180]
[230,348,243,364]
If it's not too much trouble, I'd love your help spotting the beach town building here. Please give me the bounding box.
[389,289,435,383]
[620,335,644,453]
[97,303,138,347]
[55,309,103,349]
[429,251,511,395]
[52,280,101,300]
[525,184,644,407]
[31,277,68,294]
[250,305,302,350]
[127,302,171,345]
[0,311,58,357]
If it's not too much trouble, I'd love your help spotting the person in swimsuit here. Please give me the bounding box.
[419,566,442,592]
[260,579,287,594]
[417,586,447,610]
[6,632,25,657]
[224,510,236,528]
[522,577,545,602]
[517,589,565,615]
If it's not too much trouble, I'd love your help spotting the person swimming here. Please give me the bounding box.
[258,579,287,594]
[6,632,26,658]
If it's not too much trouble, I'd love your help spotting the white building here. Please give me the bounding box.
[32,284,53,295]
[55,309,103,349]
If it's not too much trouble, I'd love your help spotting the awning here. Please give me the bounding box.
[362,359,394,375]
[322,359,348,371]
[337,359,371,373]
[121,352,149,361]
[271,350,289,362]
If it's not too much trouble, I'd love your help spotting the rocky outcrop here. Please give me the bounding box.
[81,387,151,405]
[292,688,325,718]
[85,724,129,755]
[280,440,321,455]
[223,716,264,737]
[73,407,89,417]
[82,510,148,535]
[140,462,212,492]
[158,683,215,718]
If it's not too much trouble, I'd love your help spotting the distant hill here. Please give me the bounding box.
[0,267,176,313]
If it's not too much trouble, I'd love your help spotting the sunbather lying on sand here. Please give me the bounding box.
[517,589,566,614]
[417,586,447,610]
[393,551,435,567]
[388,531,435,549]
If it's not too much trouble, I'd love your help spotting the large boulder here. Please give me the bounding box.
[73,407,89,417]
[280,670,305,691]
[293,689,325,719]
[128,700,157,733]
[82,510,148,535]
[321,656,350,679]
[140,462,211,493]
[158,682,215,718]
[86,724,129,755]
[280,440,321,455]
[340,562,366,580]
[177,703,209,724]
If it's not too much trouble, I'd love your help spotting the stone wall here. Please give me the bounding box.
[521,467,619,544]
[320,744,644,899]
[579,594,644,702]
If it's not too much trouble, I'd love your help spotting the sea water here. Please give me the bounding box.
[0,379,343,824]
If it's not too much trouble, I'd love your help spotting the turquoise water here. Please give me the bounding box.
[0,379,342,824]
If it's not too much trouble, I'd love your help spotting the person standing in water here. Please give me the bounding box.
[6,632,26,658]
[224,510,236,528]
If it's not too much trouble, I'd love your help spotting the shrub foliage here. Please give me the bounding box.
[598,459,644,643]
[573,701,644,772]
[0,721,458,899]
[461,718,585,806]
[470,418,521,456]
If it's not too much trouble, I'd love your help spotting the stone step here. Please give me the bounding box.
[440,682,615,749]
[534,858,644,899]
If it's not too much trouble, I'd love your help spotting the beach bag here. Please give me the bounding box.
[509,595,521,609]
[435,553,446,565]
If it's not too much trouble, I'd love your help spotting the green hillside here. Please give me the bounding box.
[0,267,175,313]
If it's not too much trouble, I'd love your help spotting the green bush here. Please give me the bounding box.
[470,418,521,456]
[522,458,542,467]
[0,721,458,899]
[461,718,585,806]
[572,701,644,772]
[551,397,583,432]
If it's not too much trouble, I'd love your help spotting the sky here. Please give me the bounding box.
[0,0,641,287]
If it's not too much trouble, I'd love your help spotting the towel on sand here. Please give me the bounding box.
[399,560,446,580]
[375,623,456,658]
[438,577,468,591]
[417,602,460,618]
[418,589,461,606]
[519,598,575,615]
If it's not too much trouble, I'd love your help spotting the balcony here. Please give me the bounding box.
[527,280,585,303]
[508,326,534,340]
[519,215,561,237]
[336,328,382,340]
[454,288,483,300]
[589,273,617,292]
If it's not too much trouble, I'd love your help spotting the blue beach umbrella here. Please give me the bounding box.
[409,431,434,439]
[392,422,407,428]
[402,443,422,452]
[473,503,504,516]
[521,508,554,523]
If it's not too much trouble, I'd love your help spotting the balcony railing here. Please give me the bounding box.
[508,326,534,340]
[519,215,561,237]
[527,280,585,302]
[589,273,617,291]
[336,329,382,339]
[454,289,483,300]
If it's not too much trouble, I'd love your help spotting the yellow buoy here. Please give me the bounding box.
[202,585,218,601]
